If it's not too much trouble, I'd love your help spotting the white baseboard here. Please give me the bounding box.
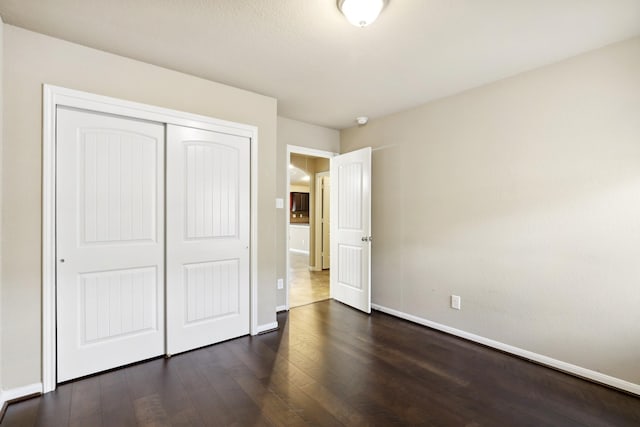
[256,321,279,334]
[0,382,43,411]
[276,305,288,312]
[372,304,640,396]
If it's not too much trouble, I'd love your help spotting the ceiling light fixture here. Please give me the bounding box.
[338,0,387,28]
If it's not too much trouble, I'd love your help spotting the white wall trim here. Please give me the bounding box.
[42,85,56,394]
[289,248,309,255]
[256,322,279,334]
[287,145,339,159]
[249,117,259,340]
[276,305,288,312]
[285,145,337,311]
[0,383,43,410]
[42,84,260,393]
[372,304,640,396]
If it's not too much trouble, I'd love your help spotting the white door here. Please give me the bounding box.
[56,108,165,382]
[330,147,372,313]
[166,125,251,355]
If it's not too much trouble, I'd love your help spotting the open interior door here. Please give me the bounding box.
[330,147,372,313]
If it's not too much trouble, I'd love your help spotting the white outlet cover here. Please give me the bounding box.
[276,198,284,209]
[277,278,284,289]
[451,295,461,310]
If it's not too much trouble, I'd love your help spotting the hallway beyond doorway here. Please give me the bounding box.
[289,252,329,307]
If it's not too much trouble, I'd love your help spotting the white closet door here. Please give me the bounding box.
[166,125,250,355]
[56,108,165,382]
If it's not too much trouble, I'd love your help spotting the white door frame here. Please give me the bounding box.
[42,85,260,393]
[285,145,337,310]
[314,171,330,271]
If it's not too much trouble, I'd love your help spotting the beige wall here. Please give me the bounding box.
[278,117,340,154]
[315,158,329,173]
[1,25,278,389]
[276,117,339,308]
[341,37,640,385]
[290,184,310,193]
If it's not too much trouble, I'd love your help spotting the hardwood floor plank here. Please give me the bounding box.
[3,300,639,426]
[124,359,168,401]
[175,353,235,426]
[262,371,346,427]
[228,339,346,426]
[68,375,101,423]
[157,362,205,426]
[242,337,370,426]
[68,413,102,427]
[3,397,40,427]
[132,393,170,426]
[34,383,72,427]
[286,308,469,425]
[100,370,137,427]
[199,361,271,426]
[231,373,308,426]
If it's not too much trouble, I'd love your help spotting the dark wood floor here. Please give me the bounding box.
[3,300,640,426]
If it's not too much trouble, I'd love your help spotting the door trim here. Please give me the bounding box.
[284,145,337,311]
[42,85,260,393]
[314,171,330,271]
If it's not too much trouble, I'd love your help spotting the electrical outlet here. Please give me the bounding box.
[276,198,284,209]
[451,295,461,310]
[277,278,284,290]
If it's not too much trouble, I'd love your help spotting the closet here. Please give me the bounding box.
[55,106,250,382]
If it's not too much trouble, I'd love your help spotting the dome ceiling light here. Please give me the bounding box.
[337,0,387,28]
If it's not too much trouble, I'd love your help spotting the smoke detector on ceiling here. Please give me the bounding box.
[356,116,369,125]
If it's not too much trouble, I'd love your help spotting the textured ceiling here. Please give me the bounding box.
[1,1,639,129]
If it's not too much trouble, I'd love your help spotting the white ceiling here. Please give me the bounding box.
[289,165,310,187]
[1,1,639,129]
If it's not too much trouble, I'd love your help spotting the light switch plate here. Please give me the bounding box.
[275,198,284,209]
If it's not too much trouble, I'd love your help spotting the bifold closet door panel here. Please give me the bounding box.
[166,124,251,355]
[56,107,165,382]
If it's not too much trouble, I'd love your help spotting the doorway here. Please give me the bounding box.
[286,146,335,308]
